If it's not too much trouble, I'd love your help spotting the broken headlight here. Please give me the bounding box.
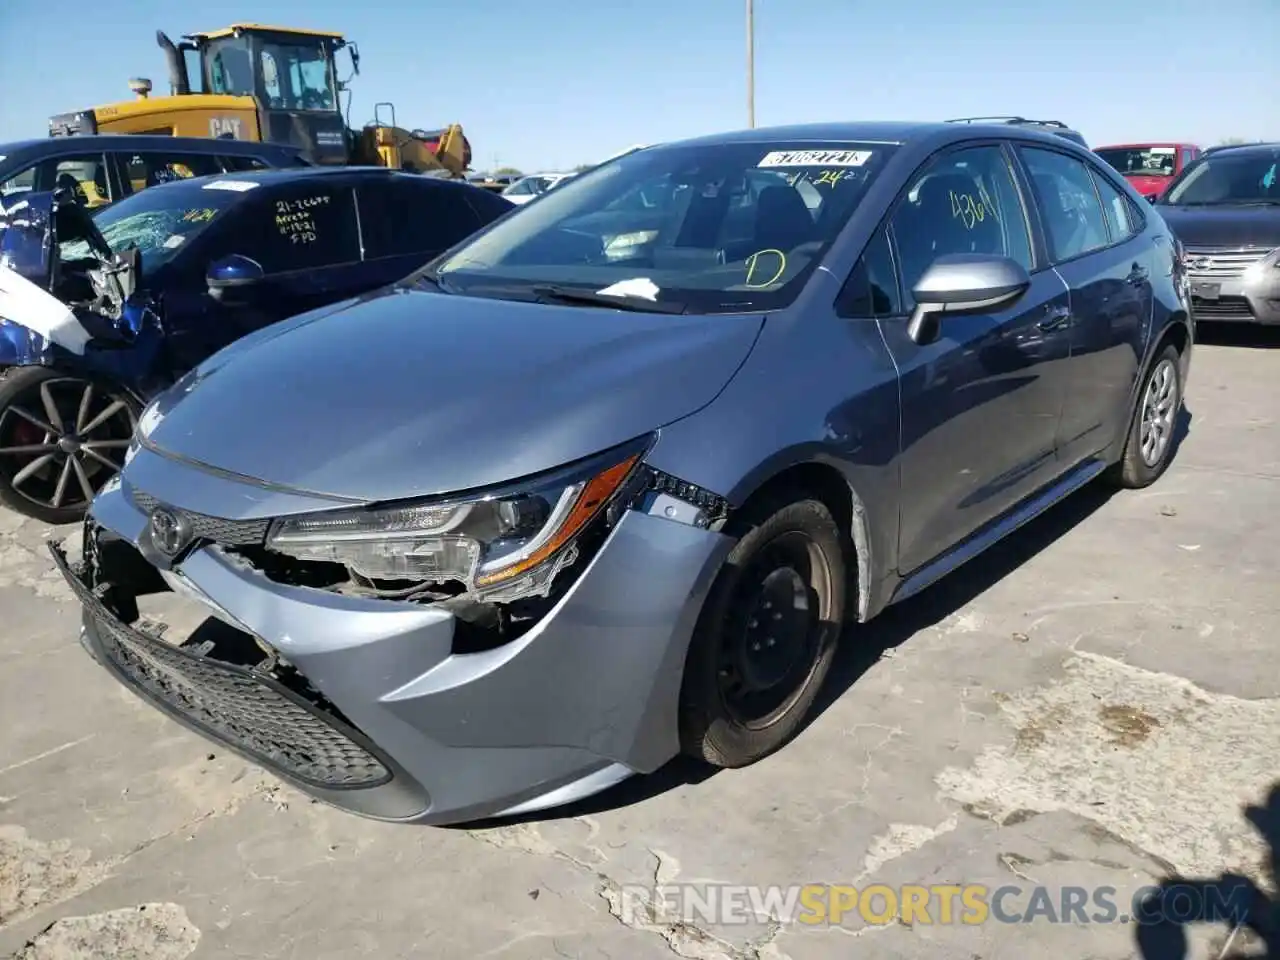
[264,436,651,601]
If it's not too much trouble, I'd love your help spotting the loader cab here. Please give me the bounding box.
[185,25,357,165]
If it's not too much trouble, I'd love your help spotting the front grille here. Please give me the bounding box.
[1183,246,1271,280]
[1191,296,1255,321]
[50,544,392,790]
[129,489,270,546]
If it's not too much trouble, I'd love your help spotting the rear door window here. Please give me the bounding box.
[215,183,361,274]
[1017,147,1111,263]
[357,180,483,260]
[220,155,272,172]
[121,152,225,193]
[1090,169,1140,244]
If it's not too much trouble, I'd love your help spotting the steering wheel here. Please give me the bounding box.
[300,89,328,110]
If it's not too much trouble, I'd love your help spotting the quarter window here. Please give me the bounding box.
[1090,169,1139,243]
[890,145,1033,309]
[1018,147,1110,263]
[838,228,900,317]
[357,181,483,260]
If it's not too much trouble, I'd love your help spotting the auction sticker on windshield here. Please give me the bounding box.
[758,150,873,168]
[202,180,259,192]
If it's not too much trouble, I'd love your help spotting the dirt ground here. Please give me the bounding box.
[0,326,1276,960]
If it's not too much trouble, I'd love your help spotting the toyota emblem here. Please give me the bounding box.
[1187,256,1212,271]
[148,507,191,557]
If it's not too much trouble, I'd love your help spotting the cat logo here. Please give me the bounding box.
[209,116,244,140]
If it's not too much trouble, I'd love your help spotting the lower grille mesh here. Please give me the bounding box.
[1192,297,1255,321]
[51,546,391,790]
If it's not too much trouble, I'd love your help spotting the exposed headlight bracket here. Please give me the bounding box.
[626,467,729,529]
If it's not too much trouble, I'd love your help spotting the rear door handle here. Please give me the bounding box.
[1126,263,1149,286]
[1038,306,1072,331]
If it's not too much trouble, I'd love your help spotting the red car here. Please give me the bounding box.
[1094,143,1202,199]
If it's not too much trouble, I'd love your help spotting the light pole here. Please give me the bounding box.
[746,0,756,128]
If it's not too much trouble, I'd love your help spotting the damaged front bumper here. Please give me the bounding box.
[52,468,733,825]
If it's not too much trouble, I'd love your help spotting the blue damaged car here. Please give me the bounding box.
[0,168,513,523]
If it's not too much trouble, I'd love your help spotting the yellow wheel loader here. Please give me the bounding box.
[48,24,472,177]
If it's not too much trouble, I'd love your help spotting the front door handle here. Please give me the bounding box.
[1037,306,1072,331]
[1126,263,1149,286]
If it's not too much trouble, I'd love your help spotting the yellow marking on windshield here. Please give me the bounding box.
[977,180,1000,220]
[949,190,987,230]
[182,208,217,223]
[745,248,787,287]
[275,194,330,245]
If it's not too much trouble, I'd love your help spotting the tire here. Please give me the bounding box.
[0,366,139,525]
[1105,344,1183,490]
[678,494,848,768]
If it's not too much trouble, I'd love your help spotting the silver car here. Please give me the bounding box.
[53,121,1192,825]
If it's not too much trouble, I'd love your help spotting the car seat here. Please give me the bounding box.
[751,185,814,253]
[54,172,87,205]
[897,173,974,292]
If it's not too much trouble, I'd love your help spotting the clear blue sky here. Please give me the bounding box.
[1,0,1275,172]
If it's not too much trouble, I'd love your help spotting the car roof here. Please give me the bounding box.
[1200,142,1280,157]
[1095,142,1189,150]
[0,135,304,167]
[131,165,488,195]
[651,120,1090,153]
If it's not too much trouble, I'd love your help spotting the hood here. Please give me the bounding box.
[1122,172,1172,198]
[1155,203,1280,249]
[141,287,765,503]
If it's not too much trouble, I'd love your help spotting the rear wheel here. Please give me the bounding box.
[0,366,138,524]
[678,495,847,767]
[1105,344,1182,489]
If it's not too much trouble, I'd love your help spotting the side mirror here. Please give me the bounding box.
[907,254,1031,346]
[206,254,264,303]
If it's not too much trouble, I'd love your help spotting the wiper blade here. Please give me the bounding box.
[531,284,686,314]
[399,265,453,293]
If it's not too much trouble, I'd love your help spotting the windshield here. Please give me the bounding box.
[258,40,337,112]
[59,180,250,271]
[1096,146,1177,178]
[426,140,898,313]
[502,177,551,197]
[1162,149,1280,206]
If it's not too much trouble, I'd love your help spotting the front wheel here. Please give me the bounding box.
[678,495,847,768]
[0,366,138,524]
[1105,344,1183,490]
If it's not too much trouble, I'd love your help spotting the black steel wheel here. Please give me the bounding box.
[679,495,847,767]
[0,366,138,524]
